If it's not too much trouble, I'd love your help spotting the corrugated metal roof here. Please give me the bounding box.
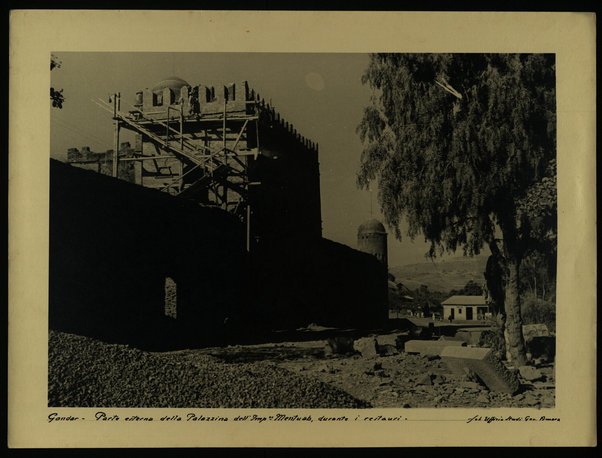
[441,295,487,306]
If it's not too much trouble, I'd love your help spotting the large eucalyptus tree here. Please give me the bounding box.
[357,53,556,364]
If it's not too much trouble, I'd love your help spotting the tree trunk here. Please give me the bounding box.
[503,256,527,365]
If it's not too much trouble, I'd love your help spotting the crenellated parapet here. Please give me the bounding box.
[139,80,251,118]
[66,143,139,183]
[253,95,318,159]
[67,143,135,163]
[134,78,318,159]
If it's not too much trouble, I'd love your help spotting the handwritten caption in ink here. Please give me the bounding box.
[466,414,560,424]
[47,411,409,424]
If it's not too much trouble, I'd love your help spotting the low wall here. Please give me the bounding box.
[251,237,388,329]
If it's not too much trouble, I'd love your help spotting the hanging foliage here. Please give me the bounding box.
[357,54,556,364]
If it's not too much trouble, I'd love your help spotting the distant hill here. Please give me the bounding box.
[389,255,488,293]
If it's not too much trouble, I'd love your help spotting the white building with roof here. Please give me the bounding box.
[441,295,490,321]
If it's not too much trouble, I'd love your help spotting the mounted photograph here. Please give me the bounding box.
[48,52,557,409]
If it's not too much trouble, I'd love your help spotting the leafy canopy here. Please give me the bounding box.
[357,54,556,258]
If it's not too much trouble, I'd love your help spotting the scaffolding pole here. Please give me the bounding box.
[246,152,252,252]
[94,91,263,251]
[179,104,184,192]
[112,93,120,178]
[222,98,228,211]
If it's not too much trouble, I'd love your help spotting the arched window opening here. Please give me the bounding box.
[164,276,177,319]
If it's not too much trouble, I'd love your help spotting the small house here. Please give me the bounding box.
[441,295,490,321]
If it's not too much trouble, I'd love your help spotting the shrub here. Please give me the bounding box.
[480,325,506,360]
[521,293,556,333]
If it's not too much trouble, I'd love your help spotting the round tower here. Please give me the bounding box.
[357,219,388,268]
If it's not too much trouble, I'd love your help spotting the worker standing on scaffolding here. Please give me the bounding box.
[188,86,199,114]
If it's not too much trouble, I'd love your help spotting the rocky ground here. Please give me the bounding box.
[201,338,555,409]
[49,328,555,409]
[48,331,369,408]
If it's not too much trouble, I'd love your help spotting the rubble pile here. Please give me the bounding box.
[48,331,370,408]
[280,351,555,408]
[48,325,555,409]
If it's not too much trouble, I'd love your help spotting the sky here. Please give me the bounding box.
[50,52,473,267]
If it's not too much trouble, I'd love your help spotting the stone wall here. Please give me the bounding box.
[50,158,387,348]
[66,143,138,184]
[50,159,245,348]
[251,237,388,330]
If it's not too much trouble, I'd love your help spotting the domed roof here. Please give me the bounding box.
[358,219,386,234]
[152,76,189,92]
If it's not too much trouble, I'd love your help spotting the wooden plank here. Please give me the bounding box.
[117,156,177,161]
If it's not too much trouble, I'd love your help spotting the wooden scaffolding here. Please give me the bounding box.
[86,79,321,251]
[92,85,266,251]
